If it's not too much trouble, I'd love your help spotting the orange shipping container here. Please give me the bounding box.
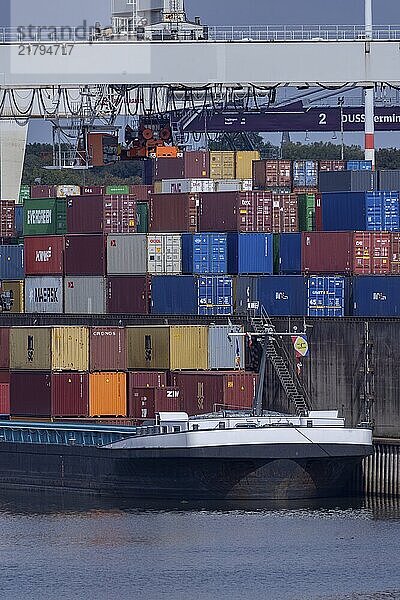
[89,372,127,417]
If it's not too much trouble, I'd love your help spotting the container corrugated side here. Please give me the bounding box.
[235,275,307,316]
[0,328,10,370]
[107,276,151,314]
[2,281,24,313]
[89,372,127,417]
[208,324,245,370]
[319,171,377,193]
[169,325,208,370]
[184,151,210,179]
[307,276,348,317]
[147,234,182,274]
[0,383,10,415]
[51,326,89,371]
[352,276,400,316]
[128,371,167,388]
[10,371,51,416]
[64,277,106,314]
[210,151,236,180]
[127,387,182,419]
[182,233,228,275]
[10,327,52,371]
[353,232,392,275]
[227,233,274,274]
[151,276,197,315]
[301,232,353,274]
[25,276,64,314]
[107,234,147,275]
[64,235,106,276]
[51,372,89,417]
[24,235,64,276]
[236,151,260,180]
[0,246,24,280]
[277,233,302,274]
[24,199,66,235]
[379,170,400,191]
[89,327,127,371]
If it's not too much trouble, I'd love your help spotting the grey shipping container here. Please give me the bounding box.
[25,277,64,314]
[64,277,106,314]
[208,324,245,370]
[147,234,182,274]
[107,234,147,275]
[379,170,400,191]
[319,171,378,193]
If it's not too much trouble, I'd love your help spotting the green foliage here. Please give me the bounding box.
[22,144,142,186]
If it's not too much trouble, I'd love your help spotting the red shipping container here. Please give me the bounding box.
[51,373,89,417]
[89,327,127,371]
[0,383,10,415]
[103,196,137,234]
[150,193,198,233]
[81,186,104,195]
[184,151,210,179]
[315,194,323,231]
[199,192,272,233]
[302,232,353,274]
[0,201,16,238]
[24,235,65,276]
[0,372,10,383]
[169,371,257,416]
[128,387,182,419]
[130,185,153,202]
[129,372,167,388]
[319,160,346,172]
[10,371,52,417]
[67,195,104,234]
[64,235,106,276]
[272,193,298,233]
[353,232,392,275]
[391,234,400,274]
[0,328,10,370]
[30,185,56,199]
[107,276,151,314]
[252,160,292,189]
[154,157,185,180]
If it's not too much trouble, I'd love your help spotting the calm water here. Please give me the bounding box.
[0,492,399,600]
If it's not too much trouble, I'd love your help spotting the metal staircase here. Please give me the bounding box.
[251,307,311,417]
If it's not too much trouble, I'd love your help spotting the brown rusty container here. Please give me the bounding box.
[51,372,89,417]
[199,191,272,232]
[64,235,106,276]
[272,193,299,233]
[130,185,153,202]
[149,193,198,233]
[81,186,104,195]
[253,160,292,189]
[89,372,127,417]
[301,232,354,274]
[154,157,185,180]
[89,327,127,371]
[24,235,65,276]
[184,151,210,178]
[107,276,151,314]
[30,185,56,199]
[103,196,137,234]
[67,195,104,234]
[128,387,183,419]
[353,232,392,275]
[0,328,10,370]
[169,371,257,416]
[10,371,52,417]
[0,201,16,238]
[0,383,10,415]
[128,371,167,388]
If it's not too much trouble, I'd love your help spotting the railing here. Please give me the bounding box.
[1,24,400,44]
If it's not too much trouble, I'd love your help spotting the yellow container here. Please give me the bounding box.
[51,326,89,371]
[89,372,127,417]
[236,151,260,180]
[153,181,162,194]
[3,281,24,313]
[10,327,52,370]
[126,325,208,370]
[210,151,236,180]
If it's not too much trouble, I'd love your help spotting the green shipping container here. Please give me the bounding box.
[23,198,67,236]
[136,202,148,233]
[19,185,30,204]
[297,194,316,232]
[105,185,130,195]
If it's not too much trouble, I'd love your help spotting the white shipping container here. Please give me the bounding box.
[64,277,106,314]
[147,234,182,274]
[240,179,253,191]
[56,185,81,198]
[25,276,64,314]
[161,179,215,194]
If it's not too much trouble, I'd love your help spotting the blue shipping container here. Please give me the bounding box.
[322,191,400,231]
[278,233,302,274]
[307,276,347,317]
[0,245,24,279]
[227,233,274,274]
[182,233,228,274]
[352,276,400,317]
[15,206,23,238]
[151,275,233,315]
[235,275,306,316]
[293,160,318,188]
[346,160,372,171]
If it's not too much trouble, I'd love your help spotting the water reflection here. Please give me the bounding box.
[0,488,399,520]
